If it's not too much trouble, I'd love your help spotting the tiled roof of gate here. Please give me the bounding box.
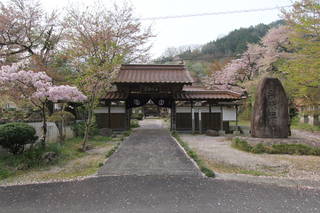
[175,86,243,100]
[114,64,194,84]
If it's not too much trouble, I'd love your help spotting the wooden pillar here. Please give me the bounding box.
[235,105,239,131]
[191,101,195,134]
[108,101,111,129]
[171,100,176,131]
[199,110,202,134]
[125,101,130,130]
[220,105,223,131]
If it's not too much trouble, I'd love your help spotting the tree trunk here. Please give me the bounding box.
[55,121,64,145]
[41,104,47,147]
[82,108,93,151]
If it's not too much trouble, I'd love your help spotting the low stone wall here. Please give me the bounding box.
[27,122,74,143]
[0,122,75,153]
[300,114,320,126]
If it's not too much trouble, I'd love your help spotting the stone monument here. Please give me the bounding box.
[251,77,289,138]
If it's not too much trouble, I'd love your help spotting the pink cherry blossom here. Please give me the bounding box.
[205,25,291,92]
[0,63,86,104]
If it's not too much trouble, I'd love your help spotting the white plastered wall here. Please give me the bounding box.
[176,106,236,121]
[94,106,125,114]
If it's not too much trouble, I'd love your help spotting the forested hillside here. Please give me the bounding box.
[156,20,284,63]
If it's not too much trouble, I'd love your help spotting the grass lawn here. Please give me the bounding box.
[0,133,127,185]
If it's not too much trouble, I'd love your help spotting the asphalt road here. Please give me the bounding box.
[1,175,320,213]
[1,119,320,212]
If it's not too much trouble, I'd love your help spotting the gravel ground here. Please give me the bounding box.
[180,134,320,188]
[292,129,320,142]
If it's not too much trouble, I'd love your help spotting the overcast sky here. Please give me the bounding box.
[37,0,292,58]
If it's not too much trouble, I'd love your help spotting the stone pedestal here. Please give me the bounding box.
[251,77,289,138]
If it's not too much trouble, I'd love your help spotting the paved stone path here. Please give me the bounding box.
[98,119,201,176]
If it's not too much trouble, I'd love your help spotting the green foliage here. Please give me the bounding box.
[130,119,140,128]
[0,143,61,173]
[48,111,75,123]
[0,135,112,180]
[71,121,99,137]
[186,61,209,80]
[131,113,143,120]
[270,144,313,155]
[232,137,320,156]
[279,0,320,101]
[0,168,12,180]
[105,142,120,158]
[155,20,284,65]
[200,167,215,177]
[172,132,215,178]
[0,123,38,154]
[201,23,271,57]
[251,143,266,154]
[291,117,320,132]
[232,138,252,152]
[123,130,132,137]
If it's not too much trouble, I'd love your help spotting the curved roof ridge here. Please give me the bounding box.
[114,64,193,84]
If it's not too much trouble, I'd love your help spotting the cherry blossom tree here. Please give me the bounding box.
[0,62,86,146]
[64,2,153,151]
[205,25,291,92]
[0,0,63,77]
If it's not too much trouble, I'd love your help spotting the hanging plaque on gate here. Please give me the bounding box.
[151,98,172,108]
[133,99,141,106]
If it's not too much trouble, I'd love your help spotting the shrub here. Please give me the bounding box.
[132,113,144,120]
[71,121,99,137]
[200,166,215,177]
[0,123,38,154]
[130,119,140,128]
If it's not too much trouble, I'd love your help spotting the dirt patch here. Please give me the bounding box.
[180,134,320,183]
